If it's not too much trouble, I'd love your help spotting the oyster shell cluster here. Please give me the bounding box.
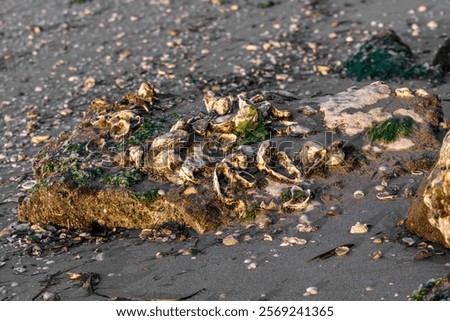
[142,85,346,217]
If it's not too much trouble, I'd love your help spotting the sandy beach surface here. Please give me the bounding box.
[1,0,449,301]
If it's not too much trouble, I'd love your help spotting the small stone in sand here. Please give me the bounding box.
[42,292,56,301]
[247,263,258,270]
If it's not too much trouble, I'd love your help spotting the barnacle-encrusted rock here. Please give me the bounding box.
[406,131,450,248]
[18,82,445,235]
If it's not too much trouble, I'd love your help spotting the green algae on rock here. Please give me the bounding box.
[345,29,442,81]
[409,274,450,301]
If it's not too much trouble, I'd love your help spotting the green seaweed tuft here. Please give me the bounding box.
[235,108,268,145]
[367,117,414,143]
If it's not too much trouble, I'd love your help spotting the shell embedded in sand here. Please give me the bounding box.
[306,286,319,295]
[280,236,307,246]
[335,246,350,256]
[350,222,369,234]
[372,250,383,260]
[402,237,415,246]
[353,190,365,199]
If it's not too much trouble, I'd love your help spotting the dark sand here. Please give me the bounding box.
[0,0,449,301]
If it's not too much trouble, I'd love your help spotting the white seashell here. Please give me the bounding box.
[410,170,424,176]
[375,185,385,192]
[353,190,365,199]
[247,263,258,270]
[350,222,369,234]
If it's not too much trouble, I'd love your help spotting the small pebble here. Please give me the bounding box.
[375,185,385,192]
[402,237,415,247]
[378,165,387,171]
[42,292,55,301]
[247,263,258,270]
[244,259,252,264]
[365,287,373,292]
[157,189,165,196]
[427,21,438,30]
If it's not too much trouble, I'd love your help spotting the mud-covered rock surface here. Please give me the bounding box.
[1,0,450,301]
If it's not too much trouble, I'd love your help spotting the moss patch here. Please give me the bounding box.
[235,108,268,145]
[367,116,414,143]
[134,188,160,205]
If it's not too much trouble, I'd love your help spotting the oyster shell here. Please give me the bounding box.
[179,146,206,184]
[150,130,188,151]
[129,146,144,168]
[209,114,235,133]
[110,119,131,140]
[299,141,326,167]
[257,140,302,184]
[203,90,234,115]
[213,162,255,206]
[281,185,312,212]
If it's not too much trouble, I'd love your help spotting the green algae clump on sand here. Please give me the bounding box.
[345,29,441,81]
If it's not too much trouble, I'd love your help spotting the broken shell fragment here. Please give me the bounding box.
[137,82,156,104]
[350,222,369,234]
[297,223,318,232]
[372,250,383,260]
[402,237,415,246]
[376,192,397,200]
[31,135,51,145]
[410,170,424,176]
[335,246,350,256]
